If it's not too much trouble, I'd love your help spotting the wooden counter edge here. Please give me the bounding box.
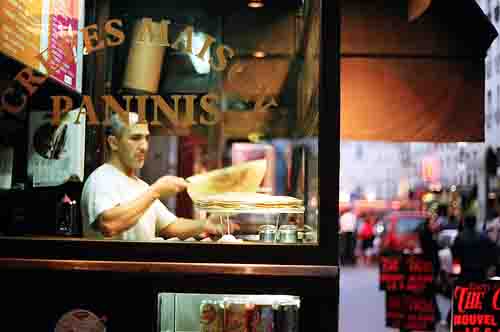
[0,258,338,278]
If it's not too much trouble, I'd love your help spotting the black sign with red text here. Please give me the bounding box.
[380,253,436,331]
[452,280,500,332]
[386,292,437,331]
[379,254,434,293]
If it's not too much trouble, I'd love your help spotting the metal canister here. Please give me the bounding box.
[278,225,297,243]
[251,305,275,332]
[259,225,277,243]
[224,299,249,332]
[275,304,299,332]
[201,300,223,332]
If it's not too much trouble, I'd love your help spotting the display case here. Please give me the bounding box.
[0,0,339,330]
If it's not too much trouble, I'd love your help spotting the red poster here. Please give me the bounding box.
[48,0,80,90]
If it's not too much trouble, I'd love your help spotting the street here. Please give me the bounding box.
[339,264,451,332]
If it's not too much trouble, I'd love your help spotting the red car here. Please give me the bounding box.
[379,211,429,253]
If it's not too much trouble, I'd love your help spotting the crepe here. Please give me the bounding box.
[187,159,267,201]
[194,192,304,211]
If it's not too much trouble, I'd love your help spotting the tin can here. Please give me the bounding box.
[251,305,275,332]
[278,225,297,243]
[259,225,277,242]
[224,300,249,332]
[201,300,223,332]
[275,304,299,332]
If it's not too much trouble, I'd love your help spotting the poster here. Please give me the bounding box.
[27,109,85,187]
[0,0,84,92]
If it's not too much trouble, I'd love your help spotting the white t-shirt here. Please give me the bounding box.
[340,211,356,233]
[80,163,176,241]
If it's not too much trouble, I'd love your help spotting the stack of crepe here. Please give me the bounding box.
[194,192,304,211]
[186,159,304,212]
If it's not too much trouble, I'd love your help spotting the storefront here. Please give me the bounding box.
[0,0,337,331]
[0,0,496,331]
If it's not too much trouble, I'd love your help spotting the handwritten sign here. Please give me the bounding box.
[452,281,500,332]
[380,253,436,331]
[386,292,437,331]
[379,254,434,292]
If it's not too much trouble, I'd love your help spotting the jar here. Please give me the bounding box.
[258,225,277,242]
[278,225,298,243]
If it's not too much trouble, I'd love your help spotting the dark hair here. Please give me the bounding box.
[437,204,448,217]
[463,215,476,229]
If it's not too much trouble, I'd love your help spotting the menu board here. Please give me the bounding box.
[452,280,500,332]
[0,0,84,92]
[379,254,435,292]
[386,292,437,331]
[380,253,437,331]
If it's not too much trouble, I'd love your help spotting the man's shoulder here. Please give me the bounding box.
[83,164,119,190]
[86,164,119,181]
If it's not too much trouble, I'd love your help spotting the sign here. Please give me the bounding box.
[452,280,500,332]
[0,0,84,92]
[386,292,437,331]
[380,253,436,331]
[379,254,434,292]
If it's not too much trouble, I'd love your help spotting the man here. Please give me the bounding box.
[485,195,500,274]
[81,112,234,241]
[339,209,356,265]
[452,215,497,283]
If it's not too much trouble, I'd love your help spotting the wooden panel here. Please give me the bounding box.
[408,0,432,22]
[341,0,496,57]
[222,107,289,139]
[0,258,338,277]
[223,110,272,139]
[341,57,484,142]
[223,8,296,55]
[223,57,290,101]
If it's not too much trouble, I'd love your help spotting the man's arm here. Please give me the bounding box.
[97,188,160,237]
[159,218,211,240]
[97,175,187,237]
[158,217,239,240]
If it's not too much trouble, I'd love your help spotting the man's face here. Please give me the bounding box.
[114,123,150,170]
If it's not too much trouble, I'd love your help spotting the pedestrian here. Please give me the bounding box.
[452,215,497,282]
[339,208,357,265]
[357,214,375,265]
[416,215,443,328]
[484,195,500,275]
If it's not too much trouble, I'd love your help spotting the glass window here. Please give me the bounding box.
[394,217,425,234]
[0,0,323,248]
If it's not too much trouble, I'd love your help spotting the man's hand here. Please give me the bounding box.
[202,216,241,237]
[151,176,188,198]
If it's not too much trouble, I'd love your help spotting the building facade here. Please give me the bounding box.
[340,0,499,222]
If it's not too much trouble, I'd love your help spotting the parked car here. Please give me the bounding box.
[378,211,429,253]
